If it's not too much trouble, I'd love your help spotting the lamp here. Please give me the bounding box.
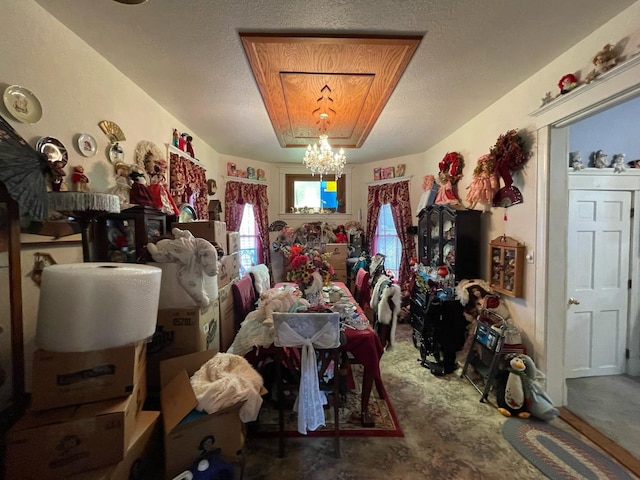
[303,99,346,180]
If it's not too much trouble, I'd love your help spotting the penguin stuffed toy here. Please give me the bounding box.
[496,353,531,419]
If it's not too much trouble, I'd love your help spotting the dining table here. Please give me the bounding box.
[274,281,385,427]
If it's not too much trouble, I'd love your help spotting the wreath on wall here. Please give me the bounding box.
[489,129,529,207]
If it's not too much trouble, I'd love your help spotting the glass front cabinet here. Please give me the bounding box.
[489,235,524,297]
[417,205,482,282]
[91,205,167,262]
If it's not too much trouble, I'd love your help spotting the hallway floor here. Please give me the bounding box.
[566,375,640,460]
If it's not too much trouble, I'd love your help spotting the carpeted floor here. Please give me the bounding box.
[241,324,637,479]
[249,363,403,438]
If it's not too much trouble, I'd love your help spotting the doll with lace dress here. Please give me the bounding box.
[105,161,132,209]
[465,154,498,209]
[147,157,180,215]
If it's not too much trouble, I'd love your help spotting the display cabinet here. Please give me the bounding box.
[489,235,524,297]
[92,205,167,262]
[417,205,482,282]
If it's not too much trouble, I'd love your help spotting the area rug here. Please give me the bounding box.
[503,418,635,479]
[250,364,403,438]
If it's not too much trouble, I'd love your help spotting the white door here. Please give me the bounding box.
[566,190,630,378]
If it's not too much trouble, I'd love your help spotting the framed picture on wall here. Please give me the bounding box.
[373,168,381,181]
[382,166,395,179]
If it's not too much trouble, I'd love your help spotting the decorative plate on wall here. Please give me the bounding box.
[36,136,68,163]
[3,85,42,124]
[77,133,97,157]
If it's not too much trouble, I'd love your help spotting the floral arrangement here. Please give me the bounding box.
[284,244,334,290]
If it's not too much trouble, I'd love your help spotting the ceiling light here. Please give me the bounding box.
[302,91,346,180]
[303,133,346,181]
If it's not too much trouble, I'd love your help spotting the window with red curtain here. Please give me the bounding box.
[169,152,208,219]
[224,180,271,280]
[365,179,415,288]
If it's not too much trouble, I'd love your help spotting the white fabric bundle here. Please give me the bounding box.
[190,352,264,422]
[246,264,270,295]
[273,317,340,434]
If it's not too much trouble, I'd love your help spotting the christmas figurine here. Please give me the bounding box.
[71,165,90,192]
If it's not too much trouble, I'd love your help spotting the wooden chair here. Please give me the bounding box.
[272,312,341,458]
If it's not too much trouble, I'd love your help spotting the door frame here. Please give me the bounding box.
[532,56,640,405]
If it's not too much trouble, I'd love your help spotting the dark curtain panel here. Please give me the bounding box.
[366,179,415,287]
[169,152,208,220]
[224,180,271,277]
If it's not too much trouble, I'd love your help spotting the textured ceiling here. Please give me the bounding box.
[33,0,636,164]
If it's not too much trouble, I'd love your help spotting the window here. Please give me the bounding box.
[373,203,401,281]
[238,203,261,276]
[285,174,346,213]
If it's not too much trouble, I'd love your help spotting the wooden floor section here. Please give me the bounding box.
[559,407,640,478]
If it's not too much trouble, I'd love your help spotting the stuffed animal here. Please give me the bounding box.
[496,354,531,419]
[147,228,219,307]
[496,353,559,421]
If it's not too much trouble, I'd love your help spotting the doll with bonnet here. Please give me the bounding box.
[415,174,438,215]
[434,152,464,206]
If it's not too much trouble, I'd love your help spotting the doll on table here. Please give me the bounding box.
[334,225,348,243]
[129,168,156,208]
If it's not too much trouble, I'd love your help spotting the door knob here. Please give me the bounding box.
[568,297,580,305]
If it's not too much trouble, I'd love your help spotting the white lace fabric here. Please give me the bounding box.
[273,315,340,434]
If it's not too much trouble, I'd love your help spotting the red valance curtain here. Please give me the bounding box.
[365,179,415,287]
[224,180,271,273]
[169,152,208,219]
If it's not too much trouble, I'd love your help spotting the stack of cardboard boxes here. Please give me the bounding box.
[5,342,160,479]
[326,243,349,284]
[170,220,241,352]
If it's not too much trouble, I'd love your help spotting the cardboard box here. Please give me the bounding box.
[160,351,245,479]
[332,269,348,284]
[5,375,145,479]
[325,243,348,259]
[218,252,239,287]
[66,411,162,480]
[218,283,234,351]
[31,341,146,411]
[146,303,219,391]
[227,231,240,254]
[172,220,227,253]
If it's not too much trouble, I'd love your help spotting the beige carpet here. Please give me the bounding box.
[241,324,636,479]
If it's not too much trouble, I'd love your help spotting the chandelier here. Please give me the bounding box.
[302,88,347,179]
[303,134,346,180]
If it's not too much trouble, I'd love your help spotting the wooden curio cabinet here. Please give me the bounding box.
[92,205,167,263]
[489,235,524,297]
[417,205,482,282]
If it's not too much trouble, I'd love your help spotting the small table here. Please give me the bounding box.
[275,282,384,427]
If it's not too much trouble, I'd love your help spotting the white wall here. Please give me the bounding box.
[2,0,640,404]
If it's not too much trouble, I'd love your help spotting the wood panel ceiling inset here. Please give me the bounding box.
[240,34,422,149]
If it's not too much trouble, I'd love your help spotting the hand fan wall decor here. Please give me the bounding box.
[98,120,126,143]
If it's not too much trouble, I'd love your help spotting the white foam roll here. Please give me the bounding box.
[150,262,219,309]
[36,263,161,352]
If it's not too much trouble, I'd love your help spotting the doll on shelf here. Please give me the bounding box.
[172,128,180,148]
[186,135,195,157]
[334,225,348,243]
[465,154,498,209]
[147,158,180,215]
[71,165,90,192]
[129,167,156,208]
[105,161,132,209]
[434,152,464,206]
